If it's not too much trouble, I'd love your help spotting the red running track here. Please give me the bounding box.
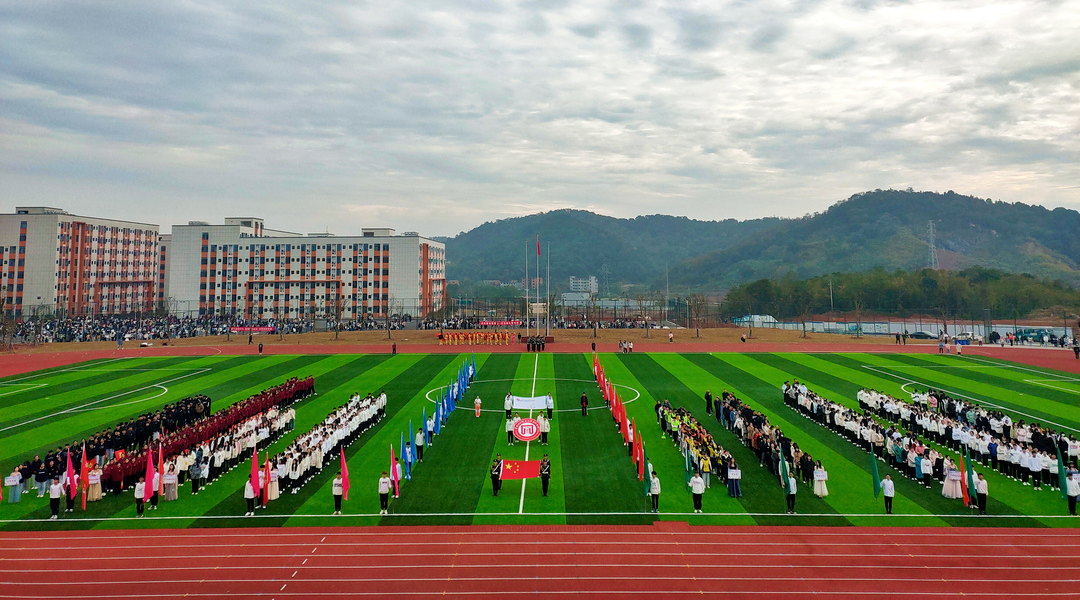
[4,340,1080,379]
[1,524,1077,598]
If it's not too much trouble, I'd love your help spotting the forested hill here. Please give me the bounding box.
[445,190,1080,292]
[444,209,780,291]
[668,189,1080,290]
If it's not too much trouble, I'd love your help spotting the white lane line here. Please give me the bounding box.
[0,357,128,383]
[0,384,48,397]
[0,368,211,433]
[0,592,1059,598]
[3,576,1078,585]
[280,583,287,591]
[518,353,540,515]
[6,509,1080,525]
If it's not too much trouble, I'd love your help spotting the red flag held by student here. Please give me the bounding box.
[959,454,971,507]
[637,434,646,481]
[537,234,540,256]
[143,451,155,502]
[250,451,261,502]
[340,447,350,501]
[157,444,164,496]
[499,459,541,480]
[80,444,89,510]
[65,450,76,500]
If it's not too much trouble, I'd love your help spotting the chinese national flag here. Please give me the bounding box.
[499,460,541,480]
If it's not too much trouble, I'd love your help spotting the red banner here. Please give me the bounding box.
[231,327,274,333]
[478,320,521,326]
[500,459,541,480]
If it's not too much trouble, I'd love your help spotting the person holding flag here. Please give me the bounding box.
[416,427,425,463]
[378,471,392,514]
[133,476,146,518]
[390,444,401,499]
[243,477,256,516]
[474,396,483,418]
[882,474,896,514]
[79,444,89,510]
[540,454,551,497]
[64,450,76,513]
[490,454,503,496]
[975,472,988,515]
[332,472,344,515]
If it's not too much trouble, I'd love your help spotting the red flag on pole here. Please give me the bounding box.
[959,454,971,507]
[65,451,76,500]
[637,434,646,481]
[340,447,350,501]
[262,457,271,507]
[143,451,155,502]
[631,418,638,461]
[157,444,164,496]
[390,444,399,497]
[250,450,260,502]
[537,235,540,256]
[80,444,89,510]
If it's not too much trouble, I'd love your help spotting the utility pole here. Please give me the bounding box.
[927,221,939,270]
[829,277,834,313]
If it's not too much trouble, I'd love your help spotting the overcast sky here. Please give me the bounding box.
[2,0,1077,237]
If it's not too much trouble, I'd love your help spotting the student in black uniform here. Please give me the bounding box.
[704,390,713,415]
[490,454,503,496]
[540,455,551,496]
[580,392,588,416]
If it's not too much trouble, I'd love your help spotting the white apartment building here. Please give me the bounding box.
[569,275,598,294]
[0,207,159,317]
[162,218,445,318]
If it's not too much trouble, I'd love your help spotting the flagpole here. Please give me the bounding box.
[536,235,540,341]
[525,240,529,338]
[546,240,550,337]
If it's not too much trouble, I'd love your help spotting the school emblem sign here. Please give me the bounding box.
[513,418,541,442]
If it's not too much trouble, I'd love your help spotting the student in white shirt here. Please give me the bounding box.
[378,471,392,514]
[1067,475,1080,516]
[882,474,896,514]
[785,475,798,514]
[48,478,64,519]
[689,472,705,513]
[244,480,256,516]
[975,473,988,515]
[331,473,344,515]
[649,471,661,513]
[134,478,146,517]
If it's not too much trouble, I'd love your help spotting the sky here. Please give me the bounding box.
[1,0,1078,237]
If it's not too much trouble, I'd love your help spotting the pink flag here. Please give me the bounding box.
[340,447,350,501]
[390,444,399,497]
[65,451,76,500]
[80,444,89,510]
[143,451,155,502]
[250,451,261,501]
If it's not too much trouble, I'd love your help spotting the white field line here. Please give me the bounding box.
[0,383,48,397]
[0,368,211,433]
[0,357,129,383]
[519,353,539,514]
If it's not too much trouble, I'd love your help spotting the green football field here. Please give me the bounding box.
[3,351,1080,530]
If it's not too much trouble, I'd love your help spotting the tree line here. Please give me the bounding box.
[719,267,1079,322]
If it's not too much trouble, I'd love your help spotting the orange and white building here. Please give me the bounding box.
[161,219,445,319]
[0,207,159,317]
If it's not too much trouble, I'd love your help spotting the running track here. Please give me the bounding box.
[0,524,1076,598]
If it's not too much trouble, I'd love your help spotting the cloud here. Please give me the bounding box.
[0,0,1077,238]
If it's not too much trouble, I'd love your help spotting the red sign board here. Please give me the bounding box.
[230,327,274,333]
[479,320,522,326]
[513,418,541,442]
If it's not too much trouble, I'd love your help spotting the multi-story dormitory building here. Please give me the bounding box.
[0,207,159,317]
[1,208,445,319]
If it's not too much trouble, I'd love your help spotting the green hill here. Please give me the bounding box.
[668,189,1080,290]
[444,209,779,292]
[444,190,1080,292]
